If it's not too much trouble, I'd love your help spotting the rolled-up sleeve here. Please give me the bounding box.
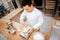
[33,12,43,30]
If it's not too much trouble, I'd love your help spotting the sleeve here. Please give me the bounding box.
[33,11,43,30]
[20,11,26,23]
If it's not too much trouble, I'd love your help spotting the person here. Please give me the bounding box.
[19,0,44,40]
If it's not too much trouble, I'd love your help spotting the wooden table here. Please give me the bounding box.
[0,8,45,40]
[0,8,25,40]
[0,8,28,40]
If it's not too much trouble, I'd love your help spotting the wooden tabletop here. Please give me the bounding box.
[0,8,26,40]
[0,8,56,40]
[0,8,45,40]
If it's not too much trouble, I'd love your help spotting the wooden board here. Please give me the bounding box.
[0,8,55,40]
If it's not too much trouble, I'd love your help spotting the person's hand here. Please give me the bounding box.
[20,27,33,39]
[23,27,33,34]
[32,27,40,32]
[20,21,26,26]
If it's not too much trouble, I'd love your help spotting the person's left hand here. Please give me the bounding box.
[32,27,40,32]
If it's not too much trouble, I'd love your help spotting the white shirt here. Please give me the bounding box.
[20,8,43,30]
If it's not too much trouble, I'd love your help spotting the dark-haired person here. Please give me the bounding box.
[19,0,44,40]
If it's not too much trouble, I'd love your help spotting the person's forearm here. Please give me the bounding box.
[33,17,43,30]
[33,22,42,30]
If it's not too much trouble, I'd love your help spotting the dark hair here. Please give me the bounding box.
[22,0,32,6]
